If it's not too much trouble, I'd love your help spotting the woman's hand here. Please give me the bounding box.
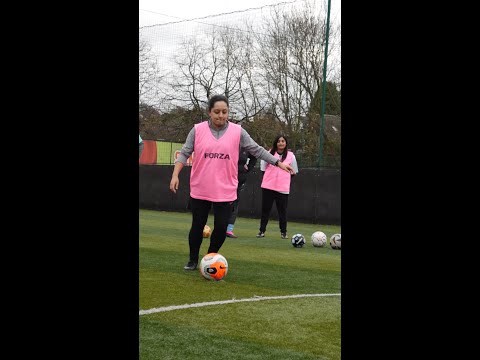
[170,175,179,193]
[278,162,294,174]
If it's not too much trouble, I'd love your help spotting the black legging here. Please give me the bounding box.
[259,188,289,234]
[188,197,232,263]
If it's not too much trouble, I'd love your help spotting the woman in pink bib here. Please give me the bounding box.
[256,135,299,239]
[169,95,294,271]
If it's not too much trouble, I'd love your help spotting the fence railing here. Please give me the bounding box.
[139,140,193,165]
[140,140,340,169]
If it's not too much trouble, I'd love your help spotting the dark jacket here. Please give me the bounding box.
[238,148,257,185]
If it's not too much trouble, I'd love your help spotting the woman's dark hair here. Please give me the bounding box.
[270,135,288,162]
[208,95,229,111]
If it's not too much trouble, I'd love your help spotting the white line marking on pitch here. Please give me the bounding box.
[139,293,341,315]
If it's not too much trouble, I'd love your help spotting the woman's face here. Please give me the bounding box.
[277,137,287,151]
[208,101,229,129]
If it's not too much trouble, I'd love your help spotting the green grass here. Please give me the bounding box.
[140,209,341,360]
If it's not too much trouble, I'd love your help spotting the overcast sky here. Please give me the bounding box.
[139,0,340,28]
[139,0,341,107]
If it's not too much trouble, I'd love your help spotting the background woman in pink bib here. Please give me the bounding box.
[169,95,294,271]
[256,135,299,239]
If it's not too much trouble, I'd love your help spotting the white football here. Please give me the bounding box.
[330,233,341,250]
[311,231,327,247]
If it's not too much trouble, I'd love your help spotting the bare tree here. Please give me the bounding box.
[139,36,165,109]
[250,0,340,150]
[166,24,270,121]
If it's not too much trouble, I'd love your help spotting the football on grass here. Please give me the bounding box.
[311,231,327,247]
[291,234,306,248]
[200,253,228,281]
[203,225,211,238]
[330,234,341,250]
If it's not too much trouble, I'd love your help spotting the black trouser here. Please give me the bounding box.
[188,197,232,263]
[259,188,289,234]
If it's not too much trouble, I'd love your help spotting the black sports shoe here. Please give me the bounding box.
[256,231,265,238]
[281,233,288,239]
[183,261,197,270]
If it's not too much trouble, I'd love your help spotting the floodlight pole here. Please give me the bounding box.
[318,0,331,168]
